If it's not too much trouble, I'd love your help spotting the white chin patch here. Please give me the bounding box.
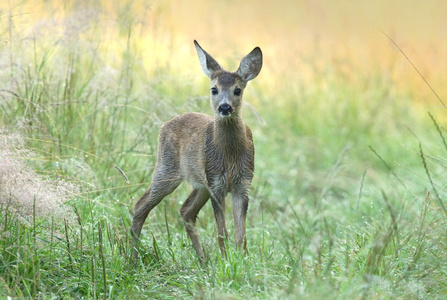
[219,112,232,118]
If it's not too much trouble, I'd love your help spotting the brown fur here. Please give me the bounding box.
[131,40,262,264]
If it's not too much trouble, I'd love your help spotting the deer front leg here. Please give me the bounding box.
[180,188,210,264]
[232,189,249,254]
[211,195,229,259]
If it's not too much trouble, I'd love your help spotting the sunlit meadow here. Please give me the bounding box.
[1,0,447,298]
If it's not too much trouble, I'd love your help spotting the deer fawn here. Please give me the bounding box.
[131,40,262,264]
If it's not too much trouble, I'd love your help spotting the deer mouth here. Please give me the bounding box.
[218,103,233,117]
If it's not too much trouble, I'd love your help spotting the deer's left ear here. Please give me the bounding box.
[194,40,222,78]
[237,47,263,81]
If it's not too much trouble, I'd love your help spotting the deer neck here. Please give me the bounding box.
[213,115,247,156]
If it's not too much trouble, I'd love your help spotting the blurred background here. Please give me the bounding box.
[6,0,447,102]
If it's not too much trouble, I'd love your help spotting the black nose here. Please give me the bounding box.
[218,104,233,116]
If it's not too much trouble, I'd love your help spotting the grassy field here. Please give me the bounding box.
[1,1,447,299]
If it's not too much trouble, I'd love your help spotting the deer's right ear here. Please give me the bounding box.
[194,40,222,78]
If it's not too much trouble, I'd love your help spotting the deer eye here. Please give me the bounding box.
[234,88,242,96]
[211,87,218,95]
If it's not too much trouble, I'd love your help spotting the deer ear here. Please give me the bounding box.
[194,40,222,78]
[237,47,263,81]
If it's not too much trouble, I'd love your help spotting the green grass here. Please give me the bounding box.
[1,2,447,299]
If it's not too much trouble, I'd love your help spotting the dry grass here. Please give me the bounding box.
[0,131,77,220]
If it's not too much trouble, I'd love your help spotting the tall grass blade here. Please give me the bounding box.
[419,142,447,215]
[428,112,447,153]
[381,190,399,258]
[164,202,171,246]
[381,30,447,110]
[98,221,107,296]
[356,167,367,215]
[115,165,130,184]
[369,145,407,189]
[64,219,73,272]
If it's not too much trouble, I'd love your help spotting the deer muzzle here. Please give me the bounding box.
[218,103,233,117]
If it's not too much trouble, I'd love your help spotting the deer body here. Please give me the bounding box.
[131,41,262,263]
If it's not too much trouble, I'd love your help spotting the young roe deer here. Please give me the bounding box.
[131,40,262,264]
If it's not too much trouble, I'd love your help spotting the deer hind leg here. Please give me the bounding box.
[180,188,210,264]
[211,196,229,259]
[131,167,182,259]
